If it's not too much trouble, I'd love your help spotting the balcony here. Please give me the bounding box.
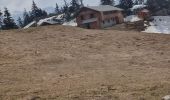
[82,18,97,24]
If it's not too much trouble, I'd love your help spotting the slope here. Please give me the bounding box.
[0,26,170,100]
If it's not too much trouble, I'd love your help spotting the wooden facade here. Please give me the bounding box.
[76,6,124,29]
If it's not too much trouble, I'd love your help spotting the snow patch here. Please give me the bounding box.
[63,19,77,26]
[124,15,142,22]
[144,16,170,34]
[23,21,36,29]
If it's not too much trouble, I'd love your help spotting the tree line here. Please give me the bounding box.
[0,0,170,30]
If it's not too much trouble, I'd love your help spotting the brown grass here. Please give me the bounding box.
[0,25,170,100]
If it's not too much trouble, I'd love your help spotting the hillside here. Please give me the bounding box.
[0,26,170,100]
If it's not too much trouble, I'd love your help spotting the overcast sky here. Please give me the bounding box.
[0,0,100,12]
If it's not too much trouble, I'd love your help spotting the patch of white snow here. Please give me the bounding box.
[143,16,170,34]
[124,15,142,22]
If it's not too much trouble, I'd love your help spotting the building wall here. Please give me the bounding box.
[76,8,124,29]
[76,8,102,29]
[101,11,124,28]
[101,19,116,28]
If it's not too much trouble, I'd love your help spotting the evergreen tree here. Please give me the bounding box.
[146,0,170,15]
[134,0,144,5]
[31,0,40,20]
[23,9,32,26]
[55,3,60,15]
[31,0,47,21]
[63,0,71,21]
[17,17,24,28]
[42,10,48,17]
[119,0,133,9]
[79,0,84,7]
[101,0,115,6]
[118,0,133,15]
[69,0,81,13]
[2,7,18,30]
[0,10,3,29]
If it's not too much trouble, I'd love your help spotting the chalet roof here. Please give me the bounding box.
[85,5,123,12]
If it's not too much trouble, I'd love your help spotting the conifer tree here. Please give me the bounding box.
[79,0,84,7]
[31,0,47,21]
[31,0,40,20]
[2,7,18,30]
[0,10,3,29]
[55,3,60,15]
[146,0,170,15]
[23,9,32,26]
[100,0,115,6]
[70,0,80,13]
[17,17,24,28]
[119,0,133,9]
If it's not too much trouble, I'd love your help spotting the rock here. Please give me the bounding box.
[162,95,170,100]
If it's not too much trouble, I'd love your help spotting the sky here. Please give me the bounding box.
[0,0,100,12]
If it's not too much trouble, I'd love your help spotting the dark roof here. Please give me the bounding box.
[85,5,123,12]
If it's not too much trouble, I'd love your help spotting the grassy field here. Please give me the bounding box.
[0,26,170,100]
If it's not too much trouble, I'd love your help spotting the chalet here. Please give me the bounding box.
[131,5,150,20]
[76,5,124,29]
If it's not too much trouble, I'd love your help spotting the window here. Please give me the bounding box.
[108,19,110,23]
[112,17,115,21]
[81,15,84,20]
[90,14,95,18]
[103,21,105,24]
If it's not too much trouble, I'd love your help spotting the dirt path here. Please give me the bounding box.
[0,26,170,100]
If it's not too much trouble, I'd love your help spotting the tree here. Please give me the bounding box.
[69,0,81,13]
[100,0,115,6]
[79,0,84,7]
[118,0,133,15]
[2,7,18,30]
[146,0,170,15]
[63,0,71,21]
[119,0,133,9]
[30,0,47,21]
[0,10,3,29]
[23,9,32,26]
[55,3,60,15]
[17,17,24,28]
[134,0,144,5]
[31,0,40,20]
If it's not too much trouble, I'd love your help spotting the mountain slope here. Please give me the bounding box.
[0,26,170,100]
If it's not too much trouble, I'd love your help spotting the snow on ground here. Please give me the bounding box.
[23,21,36,29]
[24,14,64,29]
[124,15,142,22]
[63,19,77,26]
[37,16,62,26]
[144,16,170,34]
[37,14,64,26]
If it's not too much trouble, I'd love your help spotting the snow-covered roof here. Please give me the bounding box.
[131,4,147,11]
[124,15,142,22]
[141,9,149,13]
[23,21,36,29]
[85,5,123,12]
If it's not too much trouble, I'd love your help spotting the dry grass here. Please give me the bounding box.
[0,25,170,100]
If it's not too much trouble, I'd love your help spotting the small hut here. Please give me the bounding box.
[138,9,150,20]
[131,5,150,20]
